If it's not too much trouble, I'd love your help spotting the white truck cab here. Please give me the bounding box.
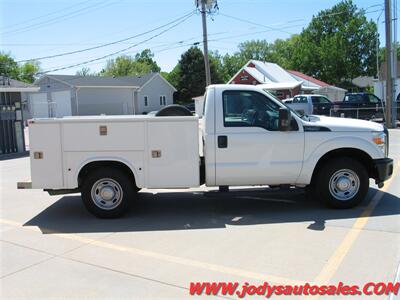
[19,84,393,218]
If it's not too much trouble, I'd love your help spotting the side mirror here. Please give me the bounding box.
[279,107,292,131]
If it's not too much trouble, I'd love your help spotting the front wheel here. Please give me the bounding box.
[81,167,136,218]
[314,158,368,208]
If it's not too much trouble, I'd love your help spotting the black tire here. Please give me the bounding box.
[155,105,192,116]
[313,158,368,208]
[81,167,136,218]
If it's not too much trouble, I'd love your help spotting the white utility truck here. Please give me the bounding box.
[18,84,393,218]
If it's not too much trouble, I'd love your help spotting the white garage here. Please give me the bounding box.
[51,90,72,117]
[28,90,72,119]
[29,93,48,118]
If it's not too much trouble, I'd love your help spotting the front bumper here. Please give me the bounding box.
[373,158,393,187]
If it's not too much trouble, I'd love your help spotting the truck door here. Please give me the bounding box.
[290,95,310,115]
[311,96,332,116]
[365,94,384,120]
[214,89,304,186]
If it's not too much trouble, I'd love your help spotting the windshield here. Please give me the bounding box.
[262,89,307,120]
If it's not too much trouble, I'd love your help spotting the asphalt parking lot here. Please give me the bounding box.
[1,130,399,299]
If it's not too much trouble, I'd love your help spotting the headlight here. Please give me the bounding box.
[372,131,386,156]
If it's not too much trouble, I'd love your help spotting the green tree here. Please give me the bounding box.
[135,49,160,73]
[100,49,160,76]
[208,51,225,83]
[378,43,400,65]
[168,47,224,102]
[237,40,274,62]
[0,52,40,83]
[290,0,378,85]
[19,61,41,83]
[221,53,246,82]
[162,65,180,89]
[0,52,19,78]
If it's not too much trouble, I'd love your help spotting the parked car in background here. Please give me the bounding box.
[332,93,385,120]
[285,94,333,116]
[183,102,195,112]
[282,97,293,104]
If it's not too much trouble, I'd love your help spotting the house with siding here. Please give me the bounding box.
[228,60,304,99]
[228,60,346,101]
[26,72,176,120]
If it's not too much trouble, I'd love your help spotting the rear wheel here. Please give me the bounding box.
[81,167,136,218]
[314,158,368,208]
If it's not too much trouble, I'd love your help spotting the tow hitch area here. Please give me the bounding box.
[17,181,32,189]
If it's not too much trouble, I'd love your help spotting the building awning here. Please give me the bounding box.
[316,85,347,92]
[301,86,319,91]
[0,87,40,92]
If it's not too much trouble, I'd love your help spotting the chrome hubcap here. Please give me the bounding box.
[337,177,351,191]
[329,169,360,201]
[91,178,123,210]
[100,186,115,201]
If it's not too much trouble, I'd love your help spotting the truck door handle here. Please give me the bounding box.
[218,136,228,148]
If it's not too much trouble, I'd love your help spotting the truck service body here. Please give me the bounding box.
[19,84,393,218]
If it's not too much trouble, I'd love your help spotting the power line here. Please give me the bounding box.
[17,11,196,63]
[0,0,93,30]
[47,20,320,71]
[45,32,230,71]
[151,23,308,55]
[1,0,118,36]
[219,13,294,35]
[36,12,195,75]
[219,4,384,36]
[24,31,228,72]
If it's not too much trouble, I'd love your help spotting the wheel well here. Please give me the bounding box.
[311,148,375,184]
[78,161,136,188]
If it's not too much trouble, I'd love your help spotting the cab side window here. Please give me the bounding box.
[293,96,307,103]
[367,94,380,104]
[344,94,363,103]
[312,96,331,104]
[223,90,282,131]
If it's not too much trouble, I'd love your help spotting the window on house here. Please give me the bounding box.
[144,96,148,106]
[160,95,166,105]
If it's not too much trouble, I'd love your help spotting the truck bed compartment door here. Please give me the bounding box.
[146,119,199,188]
[29,123,63,188]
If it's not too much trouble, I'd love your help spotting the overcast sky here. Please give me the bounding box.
[0,0,388,75]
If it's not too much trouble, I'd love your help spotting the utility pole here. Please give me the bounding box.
[200,0,212,86]
[384,0,393,127]
[391,0,397,124]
